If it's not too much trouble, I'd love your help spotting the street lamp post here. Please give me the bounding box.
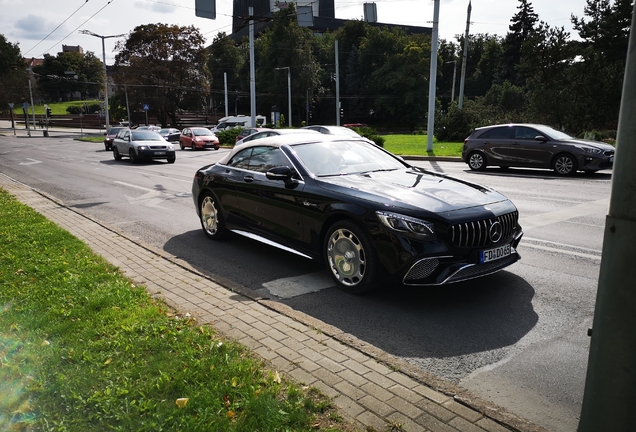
[275,67,291,127]
[79,30,125,131]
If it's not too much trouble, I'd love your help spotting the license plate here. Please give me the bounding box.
[154,151,166,155]
[480,244,511,263]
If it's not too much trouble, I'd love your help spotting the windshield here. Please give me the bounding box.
[131,131,164,141]
[193,128,214,136]
[292,140,405,176]
[329,127,361,138]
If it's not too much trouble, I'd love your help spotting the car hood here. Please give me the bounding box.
[194,136,217,141]
[561,138,615,151]
[316,168,509,214]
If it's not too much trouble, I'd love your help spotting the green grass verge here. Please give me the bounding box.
[26,100,102,116]
[382,134,463,157]
[0,189,351,431]
[78,136,105,143]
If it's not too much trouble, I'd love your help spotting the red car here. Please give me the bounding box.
[179,127,220,150]
[104,126,129,151]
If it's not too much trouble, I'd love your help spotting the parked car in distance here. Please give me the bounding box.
[302,125,376,146]
[104,126,129,151]
[209,115,267,133]
[462,123,616,175]
[159,128,182,142]
[112,129,176,164]
[235,127,270,143]
[136,125,161,132]
[179,127,220,150]
[192,134,523,294]
[234,128,320,147]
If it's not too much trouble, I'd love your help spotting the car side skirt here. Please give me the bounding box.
[231,230,314,260]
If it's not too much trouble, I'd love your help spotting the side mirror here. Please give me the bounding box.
[534,135,548,142]
[266,166,297,187]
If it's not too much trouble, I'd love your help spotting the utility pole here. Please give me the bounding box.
[578,3,636,430]
[79,30,125,131]
[249,6,256,127]
[335,39,340,126]
[426,0,440,152]
[458,1,472,109]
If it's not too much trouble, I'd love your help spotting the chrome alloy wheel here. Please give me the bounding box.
[554,155,575,175]
[200,195,219,236]
[327,228,366,287]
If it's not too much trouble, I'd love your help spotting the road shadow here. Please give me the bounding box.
[164,229,537,360]
[461,166,612,180]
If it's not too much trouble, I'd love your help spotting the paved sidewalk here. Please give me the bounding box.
[0,173,546,432]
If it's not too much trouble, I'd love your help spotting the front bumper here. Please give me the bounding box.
[400,230,523,285]
[137,149,176,160]
[579,154,613,171]
[195,141,219,150]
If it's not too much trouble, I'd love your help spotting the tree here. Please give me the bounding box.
[207,32,247,116]
[113,24,210,127]
[569,0,633,131]
[32,51,104,101]
[255,4,321,126]
[499,0,539,86]
[0,34,28,111]
[357,27,431,128]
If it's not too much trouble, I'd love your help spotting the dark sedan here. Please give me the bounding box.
[104,126,128,151]
[462,123,615,175]
[192,135,523,294]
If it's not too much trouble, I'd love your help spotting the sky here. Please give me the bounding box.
[2,0,587,64]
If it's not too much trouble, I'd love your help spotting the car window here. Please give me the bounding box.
[131,131,163,141]
[248,147,289,173]
[514,127,540,139]
[227,148,253,169]
[193,129,213,136]
[479,127,512,139]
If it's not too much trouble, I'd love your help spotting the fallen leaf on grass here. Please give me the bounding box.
[176,398,189,408]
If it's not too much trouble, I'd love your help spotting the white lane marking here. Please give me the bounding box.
[262,271,334,299]
[19,158,42,165]
[519,243,601,261]
[114,180,174,208]
[519,198,609,230]
[523,237,602,254]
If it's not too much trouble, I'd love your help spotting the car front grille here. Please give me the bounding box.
[404,258,439,281]
[450,211,518,248]
[149,145,170,149]
[445,254,519,283]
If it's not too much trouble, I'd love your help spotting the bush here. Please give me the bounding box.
[215,128,241,145]
[350,126,385,147]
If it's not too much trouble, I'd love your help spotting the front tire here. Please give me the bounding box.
[129,149,138,163]
[553,154,577,176]
[325,220,379,294]
[467,151,487,171]
[167,156,175,164]
[191,143,196,151]
[179,141,184,150]
[113,146,122,160]
[199,193,226,240]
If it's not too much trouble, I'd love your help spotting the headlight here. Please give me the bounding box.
[166,144,174,150]
[376,211,436,240]
[579,146,602,154]
[138,146,148,150]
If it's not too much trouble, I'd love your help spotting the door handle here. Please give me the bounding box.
[243,175,254,183]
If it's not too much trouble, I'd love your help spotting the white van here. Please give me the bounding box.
[210,115,266,132]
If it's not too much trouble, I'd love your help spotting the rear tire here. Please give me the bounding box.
[467,152,487,171]
[199,193,227,240]
[325,220,379,294]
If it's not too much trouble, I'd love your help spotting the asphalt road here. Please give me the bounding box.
[0,133,611,431]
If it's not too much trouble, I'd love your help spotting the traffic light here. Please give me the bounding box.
[45,107,52,118]
[340,108,344,118]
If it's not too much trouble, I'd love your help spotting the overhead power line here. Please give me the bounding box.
[23,0,92,56]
